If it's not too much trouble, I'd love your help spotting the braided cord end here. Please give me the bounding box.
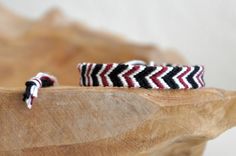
[22,72,57,109]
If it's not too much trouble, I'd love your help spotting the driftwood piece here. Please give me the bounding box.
[0,5,184,87]
[0,87,236,156]
[0,4,235,156]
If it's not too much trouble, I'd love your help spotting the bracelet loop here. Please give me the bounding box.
[78,61,205,89]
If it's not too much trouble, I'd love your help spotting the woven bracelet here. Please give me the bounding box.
[22,61,204,109]
[78,61,205,89]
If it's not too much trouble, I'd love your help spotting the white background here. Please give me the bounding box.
[0,0,235,155]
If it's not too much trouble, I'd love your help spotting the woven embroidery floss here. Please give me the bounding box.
[22,72,57,109]
[77,60,205,89]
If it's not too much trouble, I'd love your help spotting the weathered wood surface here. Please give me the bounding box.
[0,87,236,156]
[0,4,235,156]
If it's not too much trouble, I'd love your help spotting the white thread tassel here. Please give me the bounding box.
[23,72,57,109]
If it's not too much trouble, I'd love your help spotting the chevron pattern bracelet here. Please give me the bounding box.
[78,61,205,89]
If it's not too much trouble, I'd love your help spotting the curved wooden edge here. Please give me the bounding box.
[0,87,235,155]
[0,4,188,88]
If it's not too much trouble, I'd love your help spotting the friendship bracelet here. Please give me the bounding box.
[22,72,56,109]
[78,61,205,89]
[22,61,204,109]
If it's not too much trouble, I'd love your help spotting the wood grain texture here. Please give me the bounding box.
[0,87,236,156]
[0,4,235,156]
